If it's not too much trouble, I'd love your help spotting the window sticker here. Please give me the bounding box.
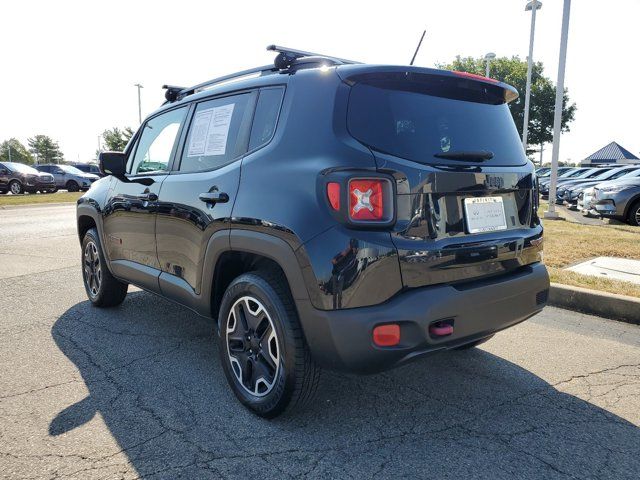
[187,103,235,157]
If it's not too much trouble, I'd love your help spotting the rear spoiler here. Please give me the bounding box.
[337,65,519,104]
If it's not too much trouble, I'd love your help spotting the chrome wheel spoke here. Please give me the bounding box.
[226,295,280,398]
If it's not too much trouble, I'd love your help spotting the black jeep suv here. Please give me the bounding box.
[77,46,548,417]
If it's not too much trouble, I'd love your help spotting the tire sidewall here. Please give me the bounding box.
[218,274,297,417]
[81,229,108,305]
[628,202,640,226]
[9,180,23,194]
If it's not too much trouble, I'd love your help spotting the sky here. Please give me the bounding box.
[1,0,638,164]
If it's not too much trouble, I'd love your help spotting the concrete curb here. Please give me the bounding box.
[0,201,77,210]
[549,282,640,325]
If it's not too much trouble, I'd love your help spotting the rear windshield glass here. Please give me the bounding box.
[347,76,526,167]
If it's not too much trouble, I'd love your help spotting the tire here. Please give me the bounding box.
[51,187,58,193]
[81,228,128,307]
[218,270,321,418]
[9,180,23,195]
[454,335,494,350]
[66,180,80,192]
[627,200,640,227]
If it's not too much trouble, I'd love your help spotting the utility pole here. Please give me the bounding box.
[134,83,144,124]
[545,0,571,219]
[7,144,12,162]
[97,135,102,158]
[484,52,496,78]
[522,0,542,152]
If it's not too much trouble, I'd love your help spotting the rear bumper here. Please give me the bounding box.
[298,262,549,373]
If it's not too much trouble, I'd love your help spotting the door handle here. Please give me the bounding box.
[199,191,229,205]
[136,192,158,202]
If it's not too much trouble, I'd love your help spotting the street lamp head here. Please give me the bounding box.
[525,0,542,11]
[484,52,496,60]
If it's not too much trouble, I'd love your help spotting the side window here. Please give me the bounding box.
[129,107,187,175]
[180,93,251,173]
[249,88,284,151]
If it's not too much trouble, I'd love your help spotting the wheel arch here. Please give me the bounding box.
[206,230,311,327]
[623,193,640,221]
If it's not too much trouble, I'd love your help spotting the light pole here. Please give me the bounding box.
[134,83,144,124]
[522,0,542,153]
[484,52,496,78]
[545,0,571,219]
[7,144,12,162]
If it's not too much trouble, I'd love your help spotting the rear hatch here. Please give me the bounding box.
[343,68,542,288]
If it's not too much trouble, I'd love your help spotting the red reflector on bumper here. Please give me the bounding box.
[373,324,400,347]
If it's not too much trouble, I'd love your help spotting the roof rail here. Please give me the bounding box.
[172,64,279,102]
[164,45,360,103]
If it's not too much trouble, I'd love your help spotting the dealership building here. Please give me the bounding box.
[580,141,639,166]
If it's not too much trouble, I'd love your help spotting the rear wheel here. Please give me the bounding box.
[9,180,23,195]
[218,271,321,418]
[66,180,80,192]
[81,228,128,307]
[627,200,640,226]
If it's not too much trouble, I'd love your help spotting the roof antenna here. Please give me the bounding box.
[410,30,426,66]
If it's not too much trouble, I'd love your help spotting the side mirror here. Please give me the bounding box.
[0,168,7,175]
[99,151,127,177]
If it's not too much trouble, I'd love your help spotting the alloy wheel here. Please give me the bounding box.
[226,296,280,397]
[83,241,102,297]
[10,182,21,194]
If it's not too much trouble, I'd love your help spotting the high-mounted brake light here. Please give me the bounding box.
[327,182,340,211]
[452,70,500,84]
[349,179,386,221]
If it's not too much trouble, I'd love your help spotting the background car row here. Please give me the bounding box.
[536,165,640,226]
[0,162,100,194]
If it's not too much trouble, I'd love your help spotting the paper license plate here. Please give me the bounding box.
[464,197,507,234]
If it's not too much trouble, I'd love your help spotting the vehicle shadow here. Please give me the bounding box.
[51,291,640,479]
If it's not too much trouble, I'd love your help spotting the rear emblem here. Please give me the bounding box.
[440,136,451,152]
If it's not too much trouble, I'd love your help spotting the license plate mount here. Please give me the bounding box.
[463,196,508,234]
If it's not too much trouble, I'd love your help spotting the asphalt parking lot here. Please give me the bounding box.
[1,204,639,479]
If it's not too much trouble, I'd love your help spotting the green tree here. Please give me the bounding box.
[102,127,134,152]
[439,56,576,157]
[27,135,64,164]
[0,138,34,165]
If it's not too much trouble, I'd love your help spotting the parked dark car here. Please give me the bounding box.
[0,161,55,194]
[538,167,587,195]
[34,164,99,191]
[76,46,548,417]
[71,163,104,177]
[593,177,640,226]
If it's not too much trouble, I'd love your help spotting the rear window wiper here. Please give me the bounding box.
[433,150,494,162]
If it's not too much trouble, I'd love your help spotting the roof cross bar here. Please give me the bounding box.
[267,44,360,69]
[164,45,360,103]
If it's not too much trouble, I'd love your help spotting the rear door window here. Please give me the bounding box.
[347,74,526,167]
[179,93,252,173]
